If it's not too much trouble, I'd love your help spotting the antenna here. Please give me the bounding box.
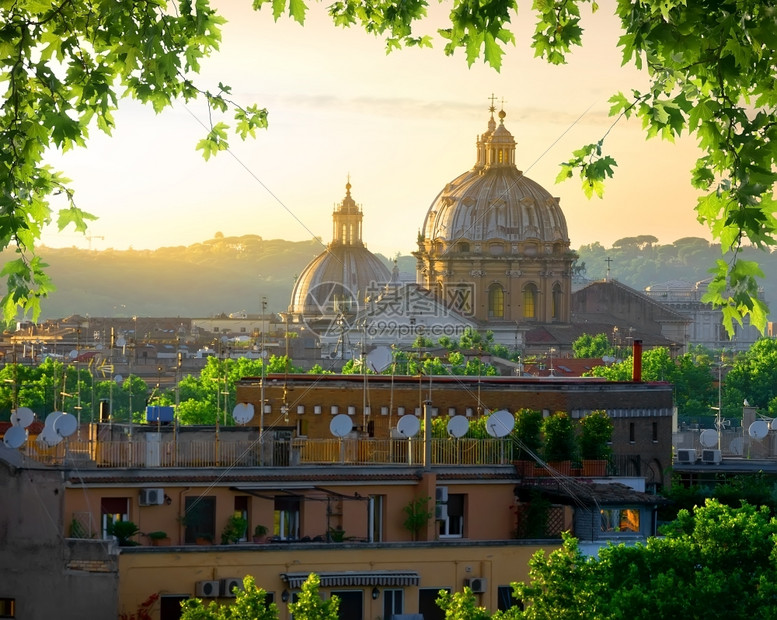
[485,409,514,438]
[699,428,718,448]
[232,403,255,425]
[396,415,420,438]
[446,415,469,438]
[329,414,353,438]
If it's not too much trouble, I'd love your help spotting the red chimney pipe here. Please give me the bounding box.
[632,339,643,382]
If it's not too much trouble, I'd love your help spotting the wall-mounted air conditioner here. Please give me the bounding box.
[139,488,164,506]
[195,580,219,597]
[676,449,697,463]
[435,503,448,521]
[221,578,243,597]
[702,449,722,464]
[435,486,449,503]
[464,577,487,593]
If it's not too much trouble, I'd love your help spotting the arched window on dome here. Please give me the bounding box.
[523,283,538,319]
[488,284,504,319]
[552,283,562,320]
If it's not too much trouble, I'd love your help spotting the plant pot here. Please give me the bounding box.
[195,536,213,546]
[151,537,171,547]
[547,461,571,476]
[582,459,608,476]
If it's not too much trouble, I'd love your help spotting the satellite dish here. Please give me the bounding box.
[114,374,123,383]
[3,426,27,449]
[116,336,126,347]
[749,420,769,439]
[54,413,78,438]
[69,349,78,359]
[37,427,63,447]
[729,436,744,456]
[366,346,393,373]
[396,415,420,438]
[769,418,777,432]
[447,415,469,438]
[11,407,34,428]
[699,428,718,448]
[486,409,515,438]
[330,414,353,438]
[232,402,255,425]
[44,411,65,429]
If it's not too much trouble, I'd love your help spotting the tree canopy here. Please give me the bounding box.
[2,0,775,335]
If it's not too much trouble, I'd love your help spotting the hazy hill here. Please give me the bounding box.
[2,234,774,321]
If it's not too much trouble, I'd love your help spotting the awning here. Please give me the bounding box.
[281,571,420,588]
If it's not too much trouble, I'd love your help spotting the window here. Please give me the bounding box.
[523,284,537,319]
[0,598,15,618]
[497,586,519,611]
[383,589,404,617]
[439,493,464,538]
[419,588,449,620]
[552,283,562,320]
[629,422,635,443]
[101,497,129,538]
[652,422,658,442]
[600,508,640,533]
[488,284,504,319]
[274,495,301,540]
[458,242,470,253]
[183,496,216,544]
[331,590,363,620]
[160,595,189,620]
[234,496,249,542]
[369,495,384,542]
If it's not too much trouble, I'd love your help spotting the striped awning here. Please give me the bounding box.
[281,570,420,588]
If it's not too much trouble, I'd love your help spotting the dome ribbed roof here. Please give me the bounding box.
[421,108,569,245]
[290,181,392,316]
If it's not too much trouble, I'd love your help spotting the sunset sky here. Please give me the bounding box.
[43,1,708,259]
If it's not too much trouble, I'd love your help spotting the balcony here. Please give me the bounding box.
[25,435,521,468]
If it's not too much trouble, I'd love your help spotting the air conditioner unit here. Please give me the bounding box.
[435,486,449,503]
[676,449,697,464]
[464,577,487,594]
[702,449,722,464]
[221,578,243,597]
[139,488,164,506]
[195,580,219,597]
[435,503,448,521]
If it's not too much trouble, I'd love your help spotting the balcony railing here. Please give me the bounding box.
[24,436,520,468]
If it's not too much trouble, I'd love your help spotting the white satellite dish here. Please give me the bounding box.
[11,407,34,428]
[486,409,515,438]
[769,418,777,432]
[37,427,62,447]
[447,415,469,438]
[748,420,769,439]
[729,436,744,456]
[54,413,78,438]
[329,414,353,438]
[232,402,255,425]
[366,346,393,373]
[699,428,718,448]
[3,426,27,449]
[69,349,78,359]
[116,336,126,347]
[396,415,420,438]
[44,411,65,429]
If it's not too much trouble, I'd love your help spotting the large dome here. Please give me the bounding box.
[421,108,569,246]
[289,182,392,317]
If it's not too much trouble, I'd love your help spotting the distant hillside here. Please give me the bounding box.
[2,234,774,321]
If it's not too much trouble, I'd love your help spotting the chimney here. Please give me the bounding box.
[632,339,643,382]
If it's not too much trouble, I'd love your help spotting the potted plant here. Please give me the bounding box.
[541,412,576,475]
[252,524,269,543]
[107,519,140,546]
[195,532,214,545]
[147,530,170,546]
[402,496,433,541]
[579,410,613,476]
[513,409,543,475]
[221,513,248,544]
